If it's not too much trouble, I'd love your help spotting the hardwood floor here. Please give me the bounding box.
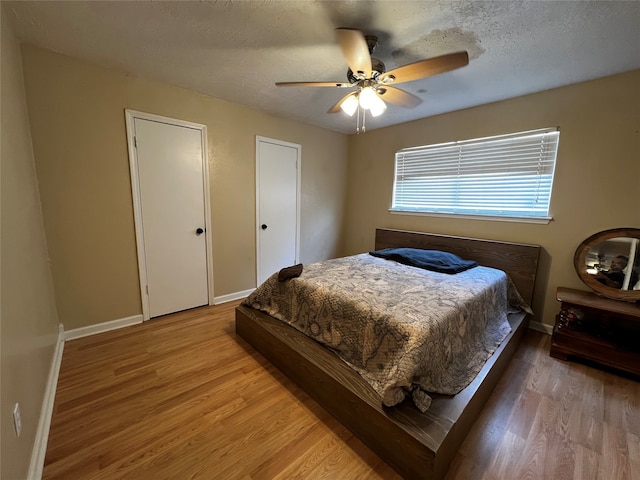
[43,301,640,479]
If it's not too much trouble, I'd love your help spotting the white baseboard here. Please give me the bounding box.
[214,288,255,305]
[528,320,553,335]
[64,314,143,340]
[28,325,65,480]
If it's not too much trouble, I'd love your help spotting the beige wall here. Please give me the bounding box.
[1,14,60,479]
[21,45,348,330]
[342,69,640,328]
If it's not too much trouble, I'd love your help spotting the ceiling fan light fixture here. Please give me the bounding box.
[369,97,387,117]
[339,93,359,116]
[276,28,468,132]
[358,86,378,109]
[358,86,386,116]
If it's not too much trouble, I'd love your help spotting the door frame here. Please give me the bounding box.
[255,135,301,286]
[125,109,214,321]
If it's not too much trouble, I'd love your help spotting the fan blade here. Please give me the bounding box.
[336,28,372,78]
[276,81,352,88]
[380,51,469,85]
[327,92,357,114]
[377,86,422,108]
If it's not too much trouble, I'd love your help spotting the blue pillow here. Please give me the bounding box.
[369,248,478,274]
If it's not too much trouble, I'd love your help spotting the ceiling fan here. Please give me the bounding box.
[276,28,469,131]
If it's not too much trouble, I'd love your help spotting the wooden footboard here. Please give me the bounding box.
[236,306,528,479]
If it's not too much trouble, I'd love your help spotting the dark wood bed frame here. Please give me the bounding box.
[236,228,540,479]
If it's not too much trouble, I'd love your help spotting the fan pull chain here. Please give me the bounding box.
[355,105,367,134]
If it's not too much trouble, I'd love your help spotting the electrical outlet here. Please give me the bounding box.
[13,403,22,437]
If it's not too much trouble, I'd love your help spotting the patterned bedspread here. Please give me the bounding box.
[242,253,531,412]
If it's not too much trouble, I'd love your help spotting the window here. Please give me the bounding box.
[391,127,559,221]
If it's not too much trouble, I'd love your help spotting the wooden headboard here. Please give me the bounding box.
[374,228,541,305]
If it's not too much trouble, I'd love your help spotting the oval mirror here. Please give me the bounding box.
[574,228,640,301]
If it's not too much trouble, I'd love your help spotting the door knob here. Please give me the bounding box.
[261,224,268,230]
[196,228,205,235]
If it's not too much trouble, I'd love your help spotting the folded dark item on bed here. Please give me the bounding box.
[242,253,532,413]
[369,247,478,274]
[277,263,303,282]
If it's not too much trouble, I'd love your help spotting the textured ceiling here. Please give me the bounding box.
[5,1,640,134]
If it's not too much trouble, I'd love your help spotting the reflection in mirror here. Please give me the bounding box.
[584,237,639,290]
[574,228,640,302]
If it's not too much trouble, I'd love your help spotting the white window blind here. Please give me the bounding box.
[392,127,559,219]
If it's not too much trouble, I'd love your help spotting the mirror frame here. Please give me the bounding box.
[574,228,640,301]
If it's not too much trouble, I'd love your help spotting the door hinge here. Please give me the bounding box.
[145,285,149,295]
[134,136,137,148]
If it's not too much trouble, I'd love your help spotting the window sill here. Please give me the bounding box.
[389,209,553,225]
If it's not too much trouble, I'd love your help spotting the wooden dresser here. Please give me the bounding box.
[551,287,640,376]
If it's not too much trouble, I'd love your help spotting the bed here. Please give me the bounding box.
[235,228,540,479]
